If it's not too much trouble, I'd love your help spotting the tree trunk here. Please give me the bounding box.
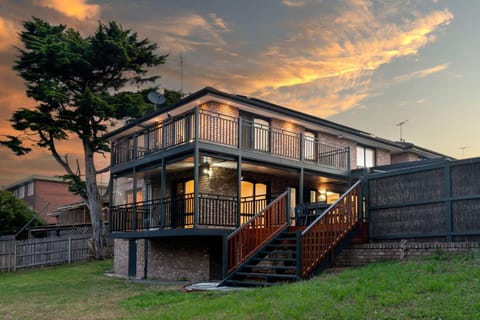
[84,143,106,260]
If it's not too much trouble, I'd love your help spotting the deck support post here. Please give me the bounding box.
[128,239,137,278]
[194,107,200,228]
[296,231,302,279]
[222,235,228,279]
[237,117,243,227]
[299,167,304,205]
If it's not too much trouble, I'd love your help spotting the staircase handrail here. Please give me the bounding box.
[226,190,289,274]
[302,180,362,236]
[300,180,362,278]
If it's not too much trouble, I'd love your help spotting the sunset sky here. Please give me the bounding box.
[1,0,479,187]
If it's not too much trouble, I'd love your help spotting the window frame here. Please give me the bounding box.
[356,145,376,168]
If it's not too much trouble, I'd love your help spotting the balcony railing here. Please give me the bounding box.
[110,193,269,232]
[111,109,349,170]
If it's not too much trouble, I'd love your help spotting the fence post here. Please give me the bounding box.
[444,164,453,242]
[68,237,72,264]
[13,240,17,272]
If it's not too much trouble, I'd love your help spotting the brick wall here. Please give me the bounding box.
[113,239,129,277]
[336,241,480,267]
[376,148,391,167]
[33,180,82,224]
[200,101,239,118]
[391,152,422,164]
[113,236,223,281]
[199,167,236,196]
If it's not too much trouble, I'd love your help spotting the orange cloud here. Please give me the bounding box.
[0,18,18,52]
[208,6,454,119]
[34,0,100,20]
[393,63,450,83]
[144,13,231,54]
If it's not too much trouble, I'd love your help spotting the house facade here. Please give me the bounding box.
[107,87,447,282]
[3,176,83,225]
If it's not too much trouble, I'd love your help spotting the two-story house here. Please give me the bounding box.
[3,176,83,225]
[107,87,447,284]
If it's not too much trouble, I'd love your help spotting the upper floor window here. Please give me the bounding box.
[253,118,270,152]
[27,182,34,196]
[304,131,316,161]
[16,185,25,198]
[357,145,375,168]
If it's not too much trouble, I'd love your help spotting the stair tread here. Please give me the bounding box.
[252,257,296,262]
[235,272,297,279]
[244,265,296,270]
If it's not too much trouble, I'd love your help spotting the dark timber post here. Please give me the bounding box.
[444,164,453,242]
[299,167,304,205]
[160,122,167,228]
[299,132,304,162]
[222,235,228,279]
[296,231,302,279]
[193,107,200,227]
[237,117,243,227]
[128,239,137,278]
[108,171,114,234]
[286,187,291,223]
[132,165,137,231]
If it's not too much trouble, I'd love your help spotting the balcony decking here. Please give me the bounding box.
[110,193,269,237]
[110,109,350,173]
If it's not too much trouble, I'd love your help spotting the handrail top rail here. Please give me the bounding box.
[302,179,362,236]
[110,192,273,209]
[227,190,288,240]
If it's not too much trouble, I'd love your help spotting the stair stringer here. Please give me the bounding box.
[219,224,293,287]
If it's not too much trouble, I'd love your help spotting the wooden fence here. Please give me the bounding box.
[0,235,93,272]
[367,157,480,241]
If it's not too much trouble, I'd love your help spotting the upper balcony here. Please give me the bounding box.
[110,108,350,174]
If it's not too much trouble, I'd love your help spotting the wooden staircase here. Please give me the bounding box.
[222,230,298,287]
[221,180,364,288]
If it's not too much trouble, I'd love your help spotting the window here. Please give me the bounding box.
[304,132,316,161]
[175,179,194,227]
[241,180,267,223]
[27,182,34,196]
[17,185,25,198]
[357,145,375,168]
[126,189,143,203]
[309,190,318,203]
[253,118,270,152]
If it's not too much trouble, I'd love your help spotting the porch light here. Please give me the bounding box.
[200,163,211,177]
[319,189,327,202]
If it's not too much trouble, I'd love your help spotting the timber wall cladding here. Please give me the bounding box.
[367,158,480,241]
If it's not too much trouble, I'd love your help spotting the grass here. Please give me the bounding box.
[1,251,479,319]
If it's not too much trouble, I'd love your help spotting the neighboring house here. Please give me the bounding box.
[3,176,82,224]
[106,87,451,284]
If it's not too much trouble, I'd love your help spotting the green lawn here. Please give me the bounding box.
[1,251,479,319]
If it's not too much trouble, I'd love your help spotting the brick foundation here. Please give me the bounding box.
[113,236,223,282]
[336,241,480,266]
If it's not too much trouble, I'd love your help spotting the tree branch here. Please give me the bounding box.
[96,165,111,175]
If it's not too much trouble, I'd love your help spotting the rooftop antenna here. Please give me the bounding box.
[396,120,408,142]
[459,146,470,159]
[147,91,166,111]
